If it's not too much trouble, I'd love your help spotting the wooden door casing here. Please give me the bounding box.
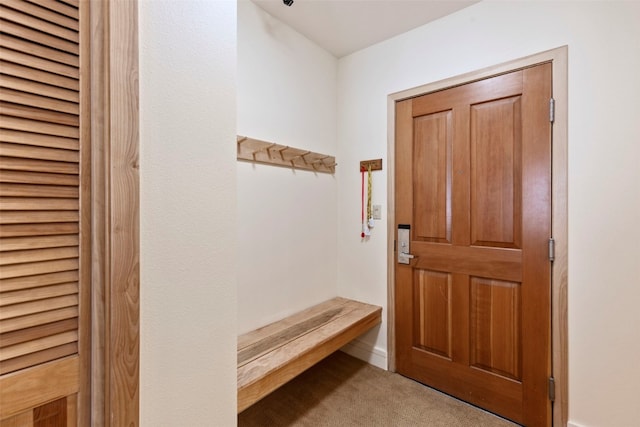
[395,63,552,426]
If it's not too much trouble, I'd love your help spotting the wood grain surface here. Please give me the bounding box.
[237,136,336,174]
[238,297,382,413]
[0,356,78,419]
[388,47,568,426]
[106,0,140,424]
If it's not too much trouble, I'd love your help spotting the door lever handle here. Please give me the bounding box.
[397,225,415,265]
[398,252,416,265]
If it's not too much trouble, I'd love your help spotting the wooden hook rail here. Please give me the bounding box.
[237,136,336,174]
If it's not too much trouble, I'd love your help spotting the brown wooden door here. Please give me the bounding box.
[395,63,552,426]
[0,0,89,425]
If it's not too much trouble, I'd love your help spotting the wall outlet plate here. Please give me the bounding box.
[372,205,382,220]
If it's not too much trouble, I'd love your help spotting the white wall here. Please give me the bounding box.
[336,2,640,426]
[136,0,639,425]
[237,0,338,333]
[139,0,237,425]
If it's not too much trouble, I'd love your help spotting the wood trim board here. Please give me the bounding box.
[90,0,140,425]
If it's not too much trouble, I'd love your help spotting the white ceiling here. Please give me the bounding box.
[251,0,479,58]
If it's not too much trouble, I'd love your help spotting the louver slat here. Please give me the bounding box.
[0,170,79,186]
[1,0,78,28]
[0,61,79,91]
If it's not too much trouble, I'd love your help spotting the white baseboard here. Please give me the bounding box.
[567,422,584,427]
[340,338,387,370]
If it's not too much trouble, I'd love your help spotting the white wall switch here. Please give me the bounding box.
[372,205,382,220]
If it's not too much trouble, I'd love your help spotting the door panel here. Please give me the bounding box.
[33,397,67,427]
[0,395,76,427]
[470,96,522,248]
[396,63,551,426]
[413,111,452,243]
[469,277,522,381]
[412,269,452,359]
[0,0,89,424]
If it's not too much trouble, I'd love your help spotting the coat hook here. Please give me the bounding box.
[278,146,290,161]
[317,156,330,168]
[252,142,276,161]
[290,151,311,164]
[252,142,276,155]
[237,137,247,155]
[299,151,311,164]
[265,143,278,159]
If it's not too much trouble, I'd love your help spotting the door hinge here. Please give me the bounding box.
[548,377,556,401]
[548,238,555,262]
[549,98,555,123]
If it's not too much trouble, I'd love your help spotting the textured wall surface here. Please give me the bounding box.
[237,0,338,334]
[139,1,237,425]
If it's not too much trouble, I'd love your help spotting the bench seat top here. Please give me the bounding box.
[237,297,382,412]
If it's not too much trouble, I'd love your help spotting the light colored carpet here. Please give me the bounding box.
[238,351,518,427]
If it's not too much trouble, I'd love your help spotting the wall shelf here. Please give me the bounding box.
[237,136,336,174]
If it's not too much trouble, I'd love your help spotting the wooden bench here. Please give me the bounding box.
[237,297,382,413]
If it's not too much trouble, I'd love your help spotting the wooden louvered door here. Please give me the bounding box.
[0,0,89,425]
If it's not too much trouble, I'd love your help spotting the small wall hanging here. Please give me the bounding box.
[360,159,382,239]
